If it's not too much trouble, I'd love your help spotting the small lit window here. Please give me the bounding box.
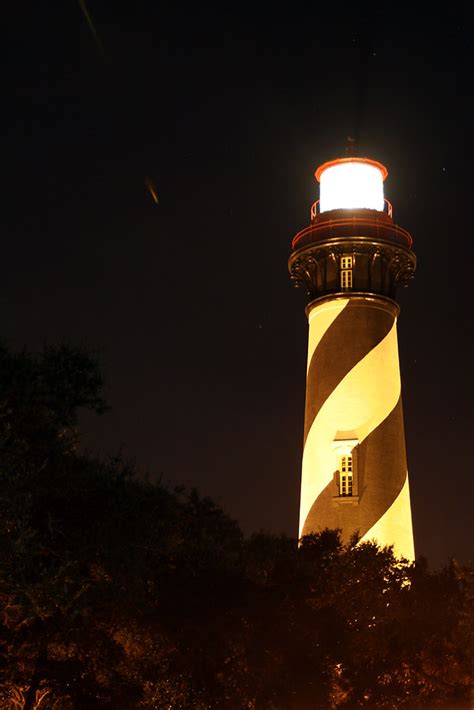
[340,256,353,290]
[340,269,353,289]
[340,454,353,496]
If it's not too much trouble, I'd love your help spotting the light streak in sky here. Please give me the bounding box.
[145,177,159,205]
[78,0,107,59]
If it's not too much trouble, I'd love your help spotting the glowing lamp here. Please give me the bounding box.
[316,158,388,213]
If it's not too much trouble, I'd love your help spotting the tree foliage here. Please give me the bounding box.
[0,342,472,708]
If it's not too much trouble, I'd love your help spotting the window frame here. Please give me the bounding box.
[339,454,353,496]
[332,438,359,505]
[340,256,353,289]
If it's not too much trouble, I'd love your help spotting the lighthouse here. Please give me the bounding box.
[289,157,416,560]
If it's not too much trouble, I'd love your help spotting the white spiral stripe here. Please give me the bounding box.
[360,475,414,560]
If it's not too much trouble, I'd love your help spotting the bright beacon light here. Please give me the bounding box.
[316,158,388,213]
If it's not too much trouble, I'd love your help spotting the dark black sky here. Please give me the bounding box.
[2,5,473,567]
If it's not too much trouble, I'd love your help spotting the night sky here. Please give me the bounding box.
[3,5,473,567]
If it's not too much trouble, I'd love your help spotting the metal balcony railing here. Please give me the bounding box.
[292,213,413,251]
[310,197,393,222]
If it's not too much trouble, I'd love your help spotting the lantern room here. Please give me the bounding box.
[315,157,388,213]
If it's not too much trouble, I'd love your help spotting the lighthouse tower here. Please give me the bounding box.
[289,157,416,560]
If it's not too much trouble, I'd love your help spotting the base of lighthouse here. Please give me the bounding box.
[299,294,415,561]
